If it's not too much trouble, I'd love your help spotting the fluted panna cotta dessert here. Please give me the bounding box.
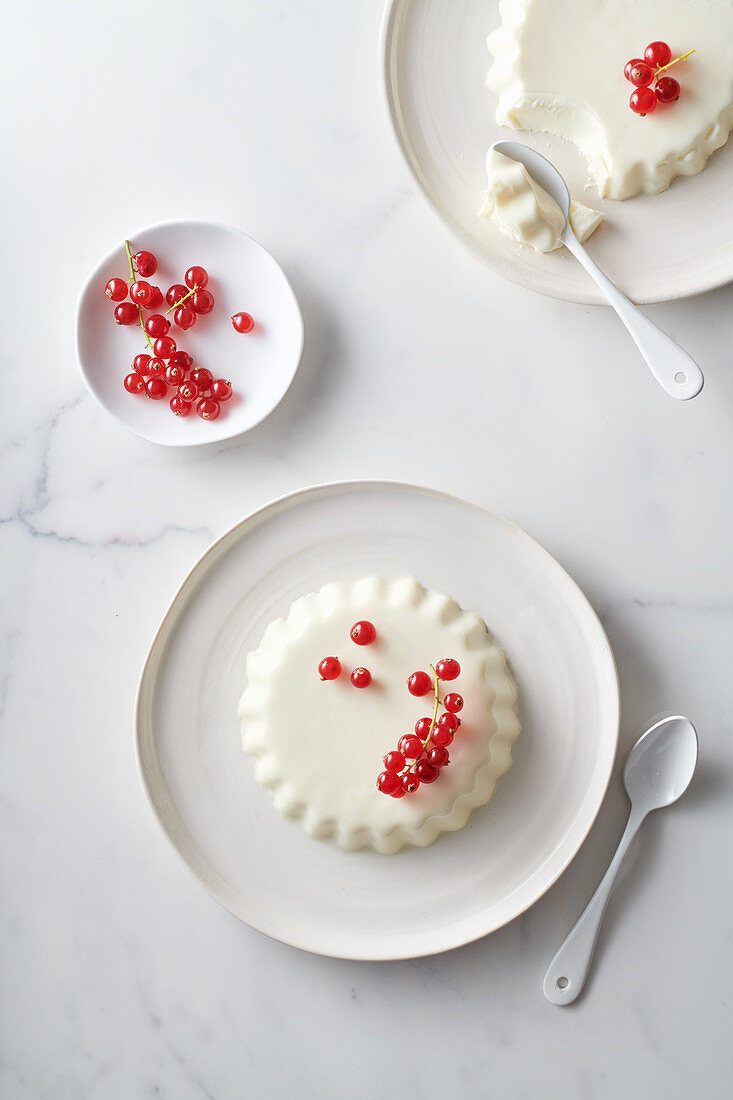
[238,577,520,854]
[487,0,733,200]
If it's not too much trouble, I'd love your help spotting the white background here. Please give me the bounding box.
[1,2,732,1097]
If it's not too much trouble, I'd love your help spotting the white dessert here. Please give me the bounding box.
[238,577,519,854]
[487,0,733,200]
[479,147,603,251]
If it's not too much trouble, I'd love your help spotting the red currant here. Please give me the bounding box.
[427,745,449,768]
[350,620,376,646]
[196,397,220,420]
[190,368,213,391]
[655,76,680,102]
[319,656,341,680]
[133,353,152,375]
[144,314,170,338]
[170,395,193,417]
[124,372,145,394]
[166,283,189,307]
[154,335,177,360]
[407,670,432,697]
[192,289,215,315]
[398,734,423,759]
[231,311,255,333]
[624,59,654,87]
[401,773,420,794]
[630,87,657,115]
[185,265,208,289]
[106,277,128,302]
[165,363,186,387]
[415,760,439,784]
[134,250,157,277]
[145,377,167,400]
[437,712,459,734]
[384,750,405,773]
[147,357,166,378]
[644,40,672,69]
[114,302,137,325]
[210,379,233,402]
[178,380,199,402]
[169,350,193,371]
[351,667,372,689]
[130,280,153,306]
[443,692,463,713]
[377,770,400,795]
[431,725,454,748]
[174,305,197,330]
[435,658,460,681]
[390,784,406,798]
[146,286,163,311]
[414,716,433,740]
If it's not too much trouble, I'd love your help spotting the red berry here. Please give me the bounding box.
[196,397,220,421]
[178,380,199,402]
[147,357,166,378]
[390,784,406,798]
[431,725,454,748]
[190,367,213,391]
[377,771,400,795]
[630,87,657,115]
[644,40,672,69]
[414,716,433,741]
[170,395,192,417]
[427,745,449,768]
[384,750,405,773]
[185,265,208,289]
[350,620,376,646]
[114,302,137,325]
[146,286,163,311]
[144,314,170,338]
[210,379,233,402]
[398,734,423,759]
[401,772,420,794]
[169,350,193,371]
[130,280,153,306]
[134,250,157,278]
[407,670,432,697]
[444,692,463,713]
[145,377,167,400]
[415,760,439,784]
[655,76,680,102]
[232,311,255,333]
[124,372,145,394]
[106,277,128,302]
[192,289,215,315]
[166,283,189,307]
[165,363,186,387]
[318,656,341,680]
[435,658,460,681]
[624,59,654,87]
[174,305,197,330]
[154,335,177,360]
[351,667,372,689]
[437,712,459,734]
[133,353,152,375]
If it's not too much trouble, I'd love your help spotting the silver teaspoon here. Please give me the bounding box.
[543,714,698,1005]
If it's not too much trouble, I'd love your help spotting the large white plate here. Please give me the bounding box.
[381,0,733,304]
[136,482,619,960]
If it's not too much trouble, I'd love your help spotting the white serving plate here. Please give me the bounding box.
[76,220,303,445]
[136,482,619,960]
[381,0,733,304]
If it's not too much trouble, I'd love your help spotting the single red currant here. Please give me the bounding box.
[165,363,186,387]
[144,314,170,338]
[350,620,376,646]
[377,771,400,795]
[196,397,221,420]
[147,357,166,378]
[185,265,208,289]
[644,40,672,69]
[318,656,341,680]
[114,302,137,325]
[166,283,189,307]
[384,750,405,773]
[443,692,464,713]
[210,379,233,402]
[624,60,654,87]
[431,725,454,748]
[145,377,167,400]
[427,745,449,769]
[437,712,460,734]
[231,311,255,333]
[146,286,163,311]
[407,670,432,697]
[124,372,145,394]
[169,350,193,371]
[130,280,153,306]
[435,658,460,681]
[174,305,197,330]
[415,760,439,784]
[351,667,372,689]
[190,368,213,391]
[133,353,152,375]
[192,289,215,315]
[414,716,433,741]
[401,772,420,794]
[170,395,193,417]
[178,380,199,402]
[630,87,658,115]
[655,76,680,102]
[390,784,406,798]
[134,250,157,277]
[106,277,128,302]
[154,335,177,360]
[398,734,423,759]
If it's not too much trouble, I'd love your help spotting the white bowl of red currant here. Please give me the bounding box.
[76,220,304,446]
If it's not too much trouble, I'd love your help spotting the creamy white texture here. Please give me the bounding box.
[238,577,520,854]
[487,0,733,200]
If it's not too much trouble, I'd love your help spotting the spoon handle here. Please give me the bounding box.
[543,806,646,1005]
[563,232,704,401]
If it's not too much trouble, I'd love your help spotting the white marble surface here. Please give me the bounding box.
[2,1,732,1096]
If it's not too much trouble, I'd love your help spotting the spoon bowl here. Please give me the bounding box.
[623,714,698,811]
[491,140,571,223]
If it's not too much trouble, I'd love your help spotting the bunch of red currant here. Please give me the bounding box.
[318,619,376,688]
[624,41,694,116]
[377,658,463,798]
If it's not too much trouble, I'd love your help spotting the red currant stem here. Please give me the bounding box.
[402,666,442,776]
[655,48,694,76]
[165,285,199,315]
[124,238,136,284]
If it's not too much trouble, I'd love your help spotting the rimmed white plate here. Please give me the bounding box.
[381,0,733,304]
[136,481,619,960]
[76,220,303,445]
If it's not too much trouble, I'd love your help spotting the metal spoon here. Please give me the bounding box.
[492,141,704,401]
[543,714,698,1005]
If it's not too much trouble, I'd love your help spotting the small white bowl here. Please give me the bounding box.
[75,220,304,446]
